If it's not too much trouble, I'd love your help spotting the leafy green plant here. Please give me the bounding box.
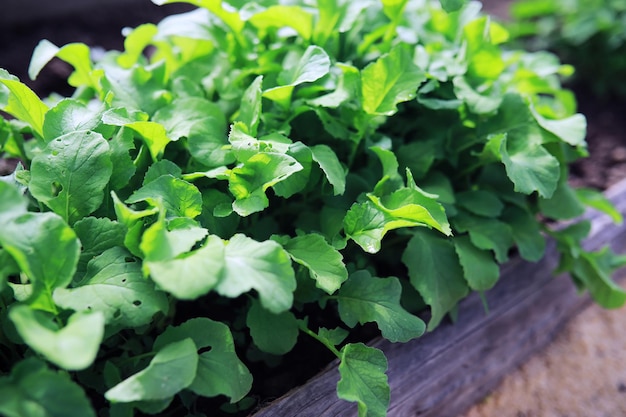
[508,0,626,98]
[1,0,624,416]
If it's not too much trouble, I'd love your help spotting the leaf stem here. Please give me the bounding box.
[298,322,342,359]
[382,20,400,46]
[117,351,156,367]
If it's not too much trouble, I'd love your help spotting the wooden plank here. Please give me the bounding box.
[251,177,626,417]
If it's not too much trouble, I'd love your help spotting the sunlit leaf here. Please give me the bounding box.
[216,234,296,313]
[263,46,331,107]
[361,45,425,116]
[249,5,314,40]
[146,235,225,300]
[29,130,112,223]
[10,306,104,371]
[105,338,198,402]
[127,175,203,218]
[229,152,303,216]
[0,69,48,138]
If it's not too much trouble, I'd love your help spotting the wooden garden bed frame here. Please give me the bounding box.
[251,177,626,417]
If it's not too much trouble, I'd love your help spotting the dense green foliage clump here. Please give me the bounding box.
[0,0,624,416]
[509,0,626,98]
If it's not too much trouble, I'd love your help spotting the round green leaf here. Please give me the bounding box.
[216,234,296,313]
[0,358,96,417]
[9,306,104,371]
[337,343,389,417]
[246,299,299,355]
[105,338,198,403]
[53,247,169,328]
[29,130,112,223]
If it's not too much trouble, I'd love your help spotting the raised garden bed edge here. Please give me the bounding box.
[250,177,626,417]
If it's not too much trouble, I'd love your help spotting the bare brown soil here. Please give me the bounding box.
[570,95,626,190]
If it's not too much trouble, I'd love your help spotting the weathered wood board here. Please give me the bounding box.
[251,177,626,417]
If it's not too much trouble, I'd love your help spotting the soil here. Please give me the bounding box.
[569,94,626,189]
[462,298,626,417]
[0,2,193,99]
[2,3,626,417]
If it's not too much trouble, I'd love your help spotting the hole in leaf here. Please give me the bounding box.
[124,257,136,263]
[121,278,127,283]
[198,346,212,355]
[132,300,142,306]
[51,181,63,197]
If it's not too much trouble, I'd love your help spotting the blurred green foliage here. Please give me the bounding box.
[509,0,626,99]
